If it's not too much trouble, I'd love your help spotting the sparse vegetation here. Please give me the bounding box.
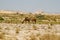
[0,13,60,24]
[0,12,60,40]
[0,16,4,22]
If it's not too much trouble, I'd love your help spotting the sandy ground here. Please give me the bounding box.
[0,23,60,40]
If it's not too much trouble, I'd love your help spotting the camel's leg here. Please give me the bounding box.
[32,20,36,24]
[33,21,36,24]
[34,20,36,24]
[26,20,30,24]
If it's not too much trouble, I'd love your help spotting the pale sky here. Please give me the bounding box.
[0,0,60,13]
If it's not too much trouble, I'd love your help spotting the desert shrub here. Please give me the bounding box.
[36,14,47,20]
[0,17,4,20]
[0,16,4,22]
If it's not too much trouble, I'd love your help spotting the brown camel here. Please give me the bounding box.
[22,17,36,24]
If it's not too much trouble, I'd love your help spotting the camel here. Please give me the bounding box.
[22,17,36,24]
